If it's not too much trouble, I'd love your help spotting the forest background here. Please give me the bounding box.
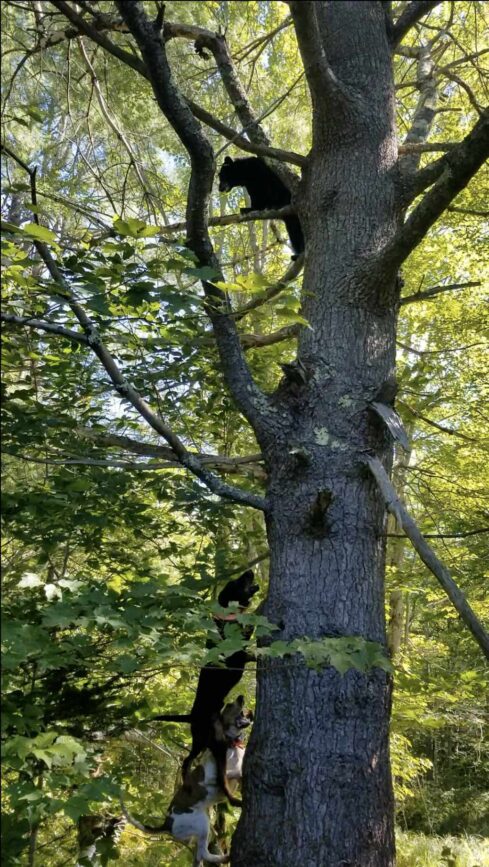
[1,1,488,866]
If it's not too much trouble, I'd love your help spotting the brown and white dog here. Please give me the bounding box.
[121,696,251,866]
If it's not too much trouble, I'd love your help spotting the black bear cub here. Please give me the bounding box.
[218,155,304,260]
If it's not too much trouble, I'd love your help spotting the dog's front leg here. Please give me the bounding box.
[225,767,242,781]
[194,835,229,865]
[193,814,230,865]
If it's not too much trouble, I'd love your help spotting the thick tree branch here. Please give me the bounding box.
[366,456,489,661]
[5,448,265,477]
[400,44,438,175]
[288,1,344,107]
[387,110,489,265]
[76,428,264,476]
[35,3,304,167]
[186,98,305,165]
[112,0,273,438]
[1,146,266,511]
[241,324,299,351]
[89,205,300,247]
[158,205,295,236]
[163,16,299,189]
[1,313,88,345]
[390,1,443,49]
[48,0,146,75]
[163,21,268,146]
[399,142,457,154]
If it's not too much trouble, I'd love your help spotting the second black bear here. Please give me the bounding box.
[151,569,259,806]
[218,155,304,259]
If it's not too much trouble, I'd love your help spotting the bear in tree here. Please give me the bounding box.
[218,156,304,260]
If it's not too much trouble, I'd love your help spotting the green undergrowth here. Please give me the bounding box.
[396,831,489,867]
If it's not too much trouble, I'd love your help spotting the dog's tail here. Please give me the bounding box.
[150,713,191,723]
[120,798,171,835]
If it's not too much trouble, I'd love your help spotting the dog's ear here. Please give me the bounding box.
[223,156,233,164]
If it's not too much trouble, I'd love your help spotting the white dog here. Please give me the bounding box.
[121,696,251,866]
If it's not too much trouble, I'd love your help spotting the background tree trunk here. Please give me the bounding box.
[233,4,398,865]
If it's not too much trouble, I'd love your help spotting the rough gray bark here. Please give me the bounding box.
[233,4,398,865]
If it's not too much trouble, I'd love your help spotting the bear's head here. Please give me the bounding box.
[217,570,259,609]
[218,156,240,193]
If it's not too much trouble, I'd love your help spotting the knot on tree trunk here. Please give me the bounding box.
[305,489,334,538]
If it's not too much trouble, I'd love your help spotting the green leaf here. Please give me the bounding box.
[1,220,22,234]
[25,106,44,123]
[113,217,159,238]
[185,265,221,281]
[21,222,58,245]
[31,748,53,768]
[86,294,111,315]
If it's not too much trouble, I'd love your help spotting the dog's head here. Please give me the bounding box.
[217,570,259,610]
[221,695,253,740]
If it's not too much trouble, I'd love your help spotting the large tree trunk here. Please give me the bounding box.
[233,5,398,865]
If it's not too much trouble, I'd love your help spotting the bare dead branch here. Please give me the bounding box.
[447,206,488,218]
[400,280,481,305]
[366,456,489,661]
[398,401,480,444]
[77,37,158,217]
[399,141,457,153]
[387,528,489,540]
[232,257,304,321]
[4,447,265,477]
[442,68,485,116]
[235,15,292,62]
[400,44,438,174]
[397,341,483,357]
[241,324,299,350]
